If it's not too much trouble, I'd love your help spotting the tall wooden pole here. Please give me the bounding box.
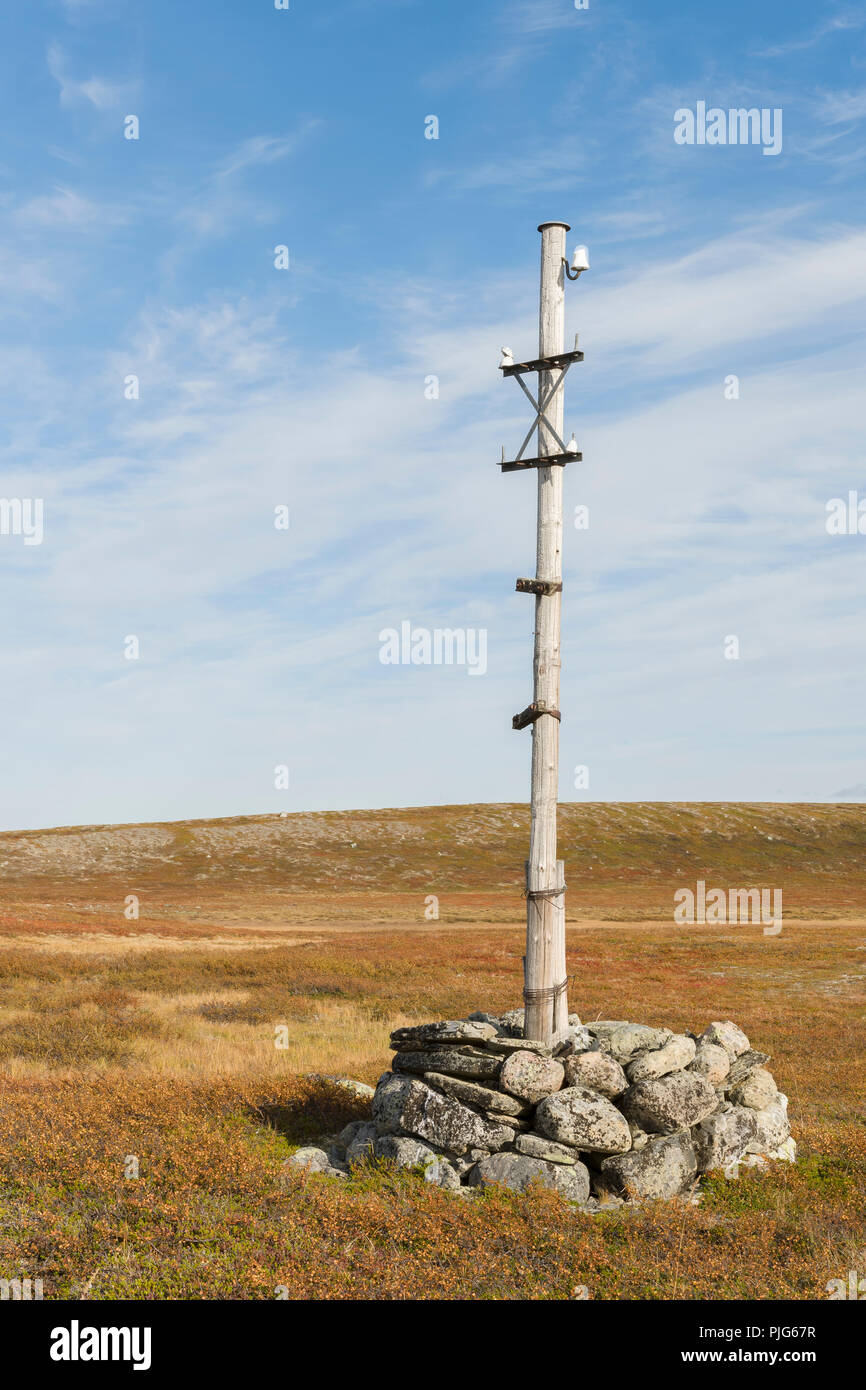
[524,221,569,1044]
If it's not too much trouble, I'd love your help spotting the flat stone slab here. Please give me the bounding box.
[423,1070,530,1117]
[725,1050,771,1090]
[393,1049,502,1082]
[390,1020,498,1047]
[515,1133,582,1165]
[372,1074,513,1155]
[483,1037,554,1057]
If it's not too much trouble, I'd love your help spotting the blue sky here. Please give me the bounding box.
[1,0,865,830]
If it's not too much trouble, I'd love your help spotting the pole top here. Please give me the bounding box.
[537,221,571,233]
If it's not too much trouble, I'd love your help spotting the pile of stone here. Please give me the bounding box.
[288,1011,794,1207]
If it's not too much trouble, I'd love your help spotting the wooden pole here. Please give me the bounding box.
[524,221,569,1044]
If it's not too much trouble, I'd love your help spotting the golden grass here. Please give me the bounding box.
[0,801,864,1299]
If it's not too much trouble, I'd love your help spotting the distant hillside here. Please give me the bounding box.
[1,803,864,928]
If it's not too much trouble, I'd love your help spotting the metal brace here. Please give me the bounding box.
[512,702,562,731]
[515,577,562,596]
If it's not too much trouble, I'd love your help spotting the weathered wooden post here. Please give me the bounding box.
[498,220,587,1043]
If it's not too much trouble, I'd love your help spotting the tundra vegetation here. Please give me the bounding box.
[0,802,863,1300]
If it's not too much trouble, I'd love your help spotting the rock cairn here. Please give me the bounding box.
[289,1011,795,1207]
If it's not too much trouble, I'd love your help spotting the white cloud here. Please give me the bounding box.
[2,215,866,826]
[46,43,131,111]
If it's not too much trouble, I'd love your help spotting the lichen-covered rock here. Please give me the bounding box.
[499,1008,525,1036]
[285,1146,331,1174]
[467,1151,590,1202]
[563,1050,628,1098]
[626,1034,696,1083]
[691,1107,758,1171]
[371,1074,512,1154]
[515,1133,582,1165]
[337,1120,368,1150]
[556,1025,595,1055]
[423,1158,463,1190]
[500,1050,565,1104]
[689,1041,731,1085]
[390,1020,497,1047]
[729,1067,778,1111]
[621,1072,718,1135]
[745,1095,790,1153]
[725,1050,771,1090]
[700,1020,750,1058]
[486,1111,531,1131]
[373,1134,439,1167]
[599,1133,697,1201]
[393,1049,502,1082]
[423,1070,530,1116]
[535,1085,632,1154]
[590,1021,673,1065]
[483,1037,554,1057]
[345,1122,379,1163]
[285,1146,347,1179]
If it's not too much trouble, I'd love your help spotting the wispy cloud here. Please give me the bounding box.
[46,43,132,111]
[753,11,866,58]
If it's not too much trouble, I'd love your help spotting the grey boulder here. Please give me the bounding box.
[600,1133,697,1201]
[423,1070,529,1116]
[591,1022,674,1065]
[746,1096,791,1153]
[626,1034,696,1082]
[390,1020,497,1047]
[500,1050,565,1104]
[621,1072,718,1134]
[345,1121,379,1163]
[467,1151,590,1202]
[691,1108,758,1172]
[515,1132,582,1165]
[372,1074,513,1155]
[535,1085,632,1154]
[729,1067,778,1111]
[563,1050,628,1098]
[393,1049,502,1082]
[699,1020,750,1057]
[689,1042,731,1086]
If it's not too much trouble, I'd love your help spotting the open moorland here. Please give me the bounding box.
[0,802,863,1299]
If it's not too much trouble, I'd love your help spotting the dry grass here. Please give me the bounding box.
[0,802,864,1299]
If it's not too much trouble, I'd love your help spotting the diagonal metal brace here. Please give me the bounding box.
[513,367,570,460]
